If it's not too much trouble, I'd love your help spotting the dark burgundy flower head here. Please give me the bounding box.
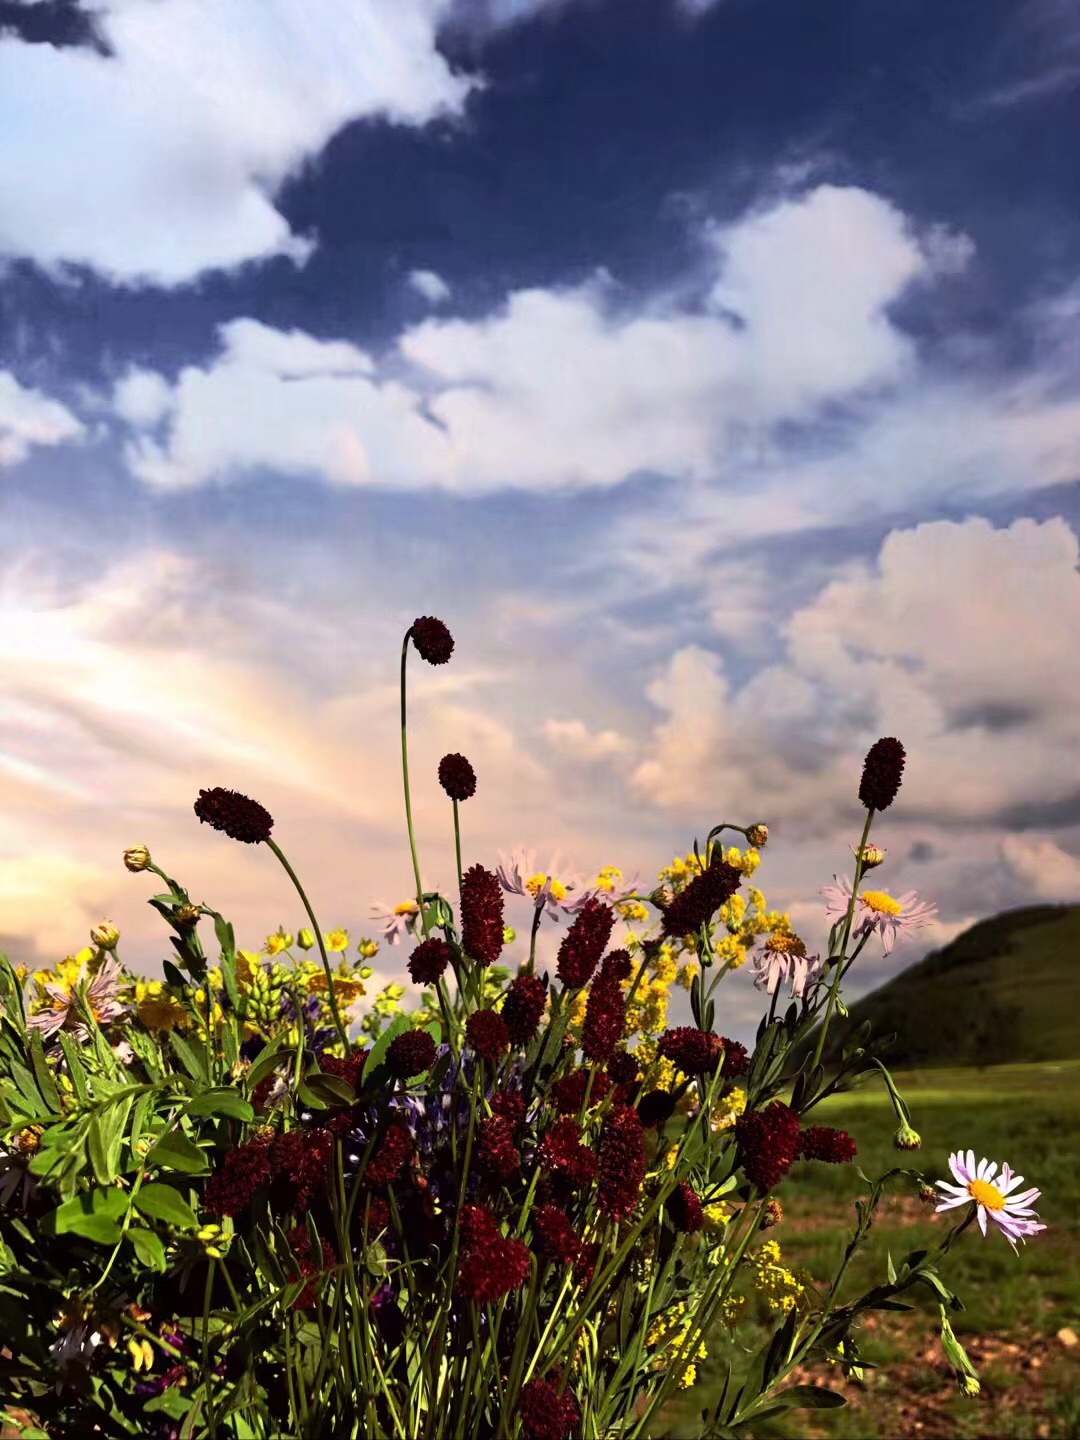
[437,752,476,802]
[410,615,455,665]
[597,1105,645,1219]
[385,1029,437,1079]
[490,1090,527,1132]
[204,1132,273,1216]
[460,863,505,966]
[637,1088,676,1130]
[661,860,742,937]
[466,1007,510,1061]
[581,978,625,1062]
[600,948,633,983]
[519,1377,580,1440]
[606,1050,642,1105]
[796,1125,857,1164]
[502,973,546,1044]
[408,937,451,987]
[477,1114,521,1181]
[531,1204,581,1266]
[556,896,614,989]
[551,1067,610,1115]
[285,1225,337,1310]
[735,1101,801,1192]
[538,1118,598,1190]
[270,1128,334,1215]
[657,1026,724,1075]
[667,1180,704,1234]
[719,1037,750,1080]
[456,1204,530,1305]
[319,1046,370,1095]
[363,1122,413,1187]
[859,736,906,813]
[194,787,273,845]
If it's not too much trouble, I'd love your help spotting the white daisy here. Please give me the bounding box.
[935,1150,1047,1250]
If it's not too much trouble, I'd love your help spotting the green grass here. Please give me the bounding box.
[665,1061,1080,1438]
[818,903,1080,1069]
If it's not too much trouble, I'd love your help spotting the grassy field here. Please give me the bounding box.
[668,1060,1080,1439]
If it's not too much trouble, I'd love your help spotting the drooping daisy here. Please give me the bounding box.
[369,899,421,946]
[495,847,592,919]
[821,876,937,955]
[750,933,824,1000]
[28,954,128,1041]
[935,1151,1046,1249]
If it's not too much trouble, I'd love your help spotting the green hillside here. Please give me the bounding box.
[816,902,1080,1069]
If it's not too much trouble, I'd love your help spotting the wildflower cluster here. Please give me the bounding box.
[0,618,1043,1439]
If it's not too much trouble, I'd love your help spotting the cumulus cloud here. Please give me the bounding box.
[0,0,473,285]
[998,834,1080,901]
[542,718,631,761]
[630,516,1080,839]
[118,184,946,491]
[0,370,84,467]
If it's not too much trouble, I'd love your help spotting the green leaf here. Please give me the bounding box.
[145,1129,208,1174]
[169,1030,209,1084]
[886,1250,897,1284]
[162,960,188,991]
[128,1226,167,1270]
[57,1032,90,1103]
[771,1385,847,1411]
[8,1062,47,1119]
[134,1183,198,1230]
[302,1073,356,1108]
[186,1087,254,1122]
[87,1114,115,1186]
[50,1188,129,1244]
[244,1031,290,1091]
[28,1031,62,1113]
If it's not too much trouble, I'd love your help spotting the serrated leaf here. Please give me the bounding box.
[128,1226,167,1270]
[134,1183,198,1229]
[146,1129,208,1174]
[186,1087,254,1122]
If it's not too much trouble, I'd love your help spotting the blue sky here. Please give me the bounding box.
[1,0,1078,1041]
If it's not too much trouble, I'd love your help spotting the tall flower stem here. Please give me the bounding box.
[810,808,874,1071]
[452,798,463,899]
[265,837,349,1052]
[400,634,431,942]
[527,902,543,974]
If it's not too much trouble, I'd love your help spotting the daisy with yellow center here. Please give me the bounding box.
[935,1150,1046,1249]
[821,875,938,955]
[369,899,421,946]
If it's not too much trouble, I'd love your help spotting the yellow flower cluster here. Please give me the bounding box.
[749,1240,804,1316]
[646,1302,708,1389]
[135,979,191,1034]
[709,1089,746,1132]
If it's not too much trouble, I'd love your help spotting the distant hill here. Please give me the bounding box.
[812,903,1080,1069]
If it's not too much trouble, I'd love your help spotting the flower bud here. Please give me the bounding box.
[761,1199,783,1229]
[175,903,201,929]
[91,920,120,951]
[917,1184,937,1206]
[503,926,517,945]
[852,844,886,870]
[959,1376,980,1397]
[746,824,769,848]
[358,939,378,959]
[359,965,373,980]
[296,928,315,950]
[894,1122,922,1151]
[124,845,151,872]
[649,885,674,911]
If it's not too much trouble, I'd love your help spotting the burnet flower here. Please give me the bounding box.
[935,1151,1046,1249]
[820,876,937,956]
[369,898,421,946]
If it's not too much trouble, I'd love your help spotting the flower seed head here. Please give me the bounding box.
[123,845,152,873]
[858,737,906,813]
[894,1121,922,1152]
[194,786,274,844]
[746,823,769,848]
[409,616,454,666]
[438,752,476,802]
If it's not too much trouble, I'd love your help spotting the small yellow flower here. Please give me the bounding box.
[234,950,259,984]
[127,1337,155,1371]
[357,939,379,959]
[710,1088,746,1132]
[14,1125,42,1157]
[138,993,189,1033]
[263,929,293,957]
[749,1239,804,1316]
[324,928,349,953]
[676,962,698,991]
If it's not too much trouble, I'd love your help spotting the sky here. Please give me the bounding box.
[0,0,1078,1043]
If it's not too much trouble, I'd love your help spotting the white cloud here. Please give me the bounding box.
[542,718,631,761]
[121,184,944,492]
[0,371,84,467]
[998,835,1080,901]
[0,0,472,285]
[113,368,174,427]
[630,516,1080,836]
[408,268,452,303]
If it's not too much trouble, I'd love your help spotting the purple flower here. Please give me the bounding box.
[821,877,938,956]
[935,1151,1046,1250]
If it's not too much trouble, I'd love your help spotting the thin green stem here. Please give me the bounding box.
[265,836,349,1052]
[527,901,543,974]
[401,633,431,943]
[452,797,463,900]
[810,808,874,1071]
